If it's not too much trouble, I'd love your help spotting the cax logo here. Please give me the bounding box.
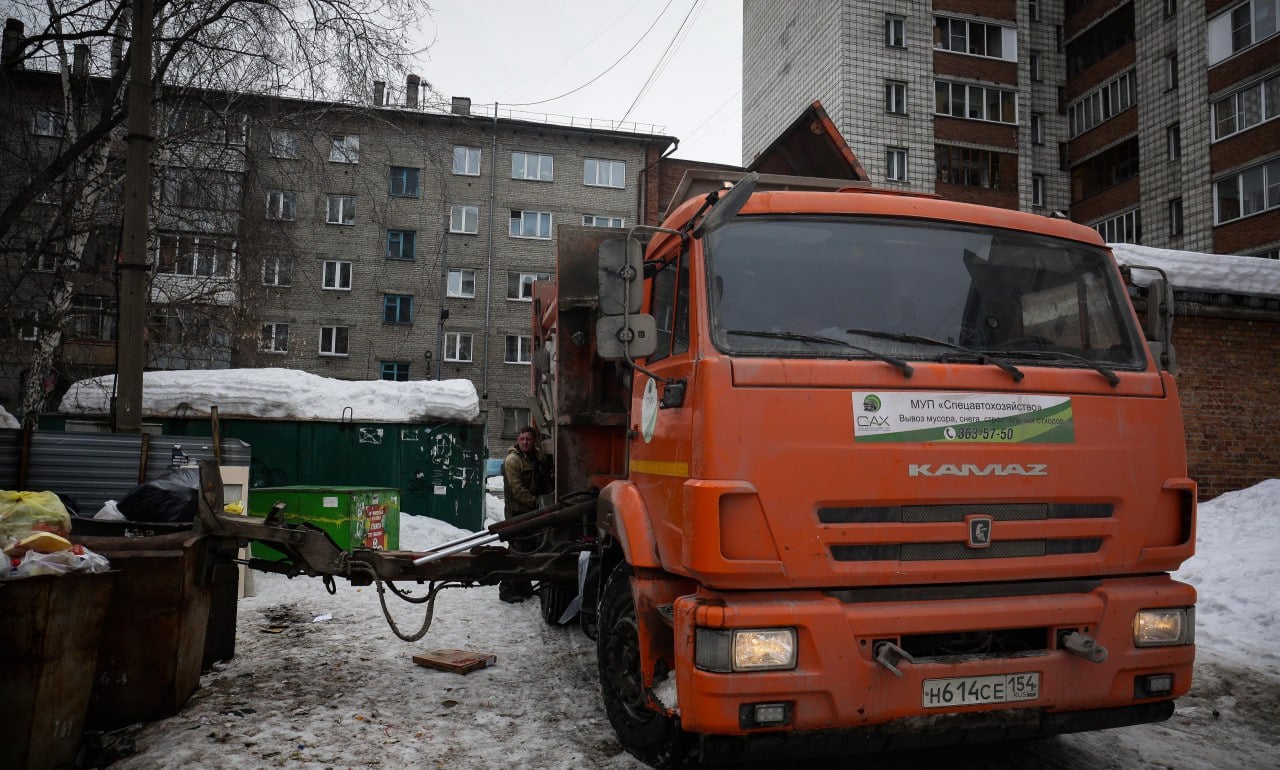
[856,415,890,428]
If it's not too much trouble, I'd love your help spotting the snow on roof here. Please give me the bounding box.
[1110,243,1280,298]
[58,368,480,424]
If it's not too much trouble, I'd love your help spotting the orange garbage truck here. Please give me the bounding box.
[529,171,1196,767]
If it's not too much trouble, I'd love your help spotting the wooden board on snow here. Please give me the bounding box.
[412,648,497,674]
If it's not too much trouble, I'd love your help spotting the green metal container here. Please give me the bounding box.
[248,486,400,563]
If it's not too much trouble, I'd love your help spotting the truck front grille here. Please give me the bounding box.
[831,539,1103,562]
[818,502,1112,524]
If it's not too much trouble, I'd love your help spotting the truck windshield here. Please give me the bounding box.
[705,216,1147,370]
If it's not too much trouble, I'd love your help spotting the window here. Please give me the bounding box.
[388,166,420,197]
[502,407,532,438]
[326,194,355,225]
[32,108,64,137]
[1209,0,1280,64]
[1031,52,1043,82]
[260,323,289,353]
[934,80,1018,124]
[1032,174,1046,207]
[1167,124,1182,159]
[319,326,349,356]
[266,190,296,220]
[1031,113,1044,144]
[934,145,1002,189]
[1168,198,1184,236]
[159,167,242,211]
[1165,53,1179,90]
[885,81,908,114]
[329,135,360,163]
[155,233,236,277]
[583,214,625,227]
[1164,0,1178,17]
[508,271,551,301]
[31,252,57,271]
[1094,209,1141,244]
[269,129,299,159]
[1067,70,1136,138]
[505,334,533,364]
[584,158,625,188]
[1030,0,1041,22]
[383,294,413,324]
[380,361,409,381]
[18,318,38,341]
[885,15,906,47]
[444,331,473,362]
[1215,157,1280,223]
[510,209,552,239]
[453,146,481,176]
[1213,73,1280,140]
[68,296,116,341]
[386,229,416,260]
[447,268,476,298]
[886,148,908,182]
[262,256,292,287]
[933,16,1017,61]
[1071,138,1140,200]
[323,260,352,290]
[1254,247,1279,259]
[512,151,554,181]
[450,204,479,234]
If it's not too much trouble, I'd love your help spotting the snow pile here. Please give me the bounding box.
[58,369,480,423]
[1110,243,1280,298]
[0,403,18,429]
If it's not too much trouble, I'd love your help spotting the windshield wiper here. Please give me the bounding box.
[724,329,913,378]
[845,328,1024,383]
[989,350,1121,387]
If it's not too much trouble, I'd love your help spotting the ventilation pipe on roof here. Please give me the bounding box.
[3,19,24,70]
[451,96,471,116]
[406,74,420,108]
[373,80,385,106]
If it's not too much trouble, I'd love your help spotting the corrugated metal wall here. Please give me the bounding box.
[0,429,249,514]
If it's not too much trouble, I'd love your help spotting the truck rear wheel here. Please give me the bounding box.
[597,563,692,768]
[537,581,575,626]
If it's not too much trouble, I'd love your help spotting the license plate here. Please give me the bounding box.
[921,672,1040,709]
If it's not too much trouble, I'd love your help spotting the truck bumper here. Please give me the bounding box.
[669,574,1195,736]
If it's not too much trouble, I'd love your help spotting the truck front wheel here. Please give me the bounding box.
[597,563,692,768]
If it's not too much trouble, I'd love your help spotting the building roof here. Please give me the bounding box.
[745,100,868,181]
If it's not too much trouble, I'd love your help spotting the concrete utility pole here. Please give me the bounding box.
[113,0,153,432]
[435,214,449,381]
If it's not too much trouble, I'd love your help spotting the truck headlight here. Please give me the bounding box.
[1133,607,1193,647]
[696,628,797,672]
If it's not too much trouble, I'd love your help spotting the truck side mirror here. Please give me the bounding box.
[596,315,657,360]
[1145,276,1177,373]
[597,238,644,316]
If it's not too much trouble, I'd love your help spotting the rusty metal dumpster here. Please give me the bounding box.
[0,571,116,770]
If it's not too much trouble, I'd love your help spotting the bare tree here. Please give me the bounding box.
[0,0,432,425]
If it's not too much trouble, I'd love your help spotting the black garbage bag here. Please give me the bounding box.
[117,467,201,523]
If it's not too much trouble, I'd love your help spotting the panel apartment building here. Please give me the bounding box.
[0,58,675,457]
[742,0,1280,259]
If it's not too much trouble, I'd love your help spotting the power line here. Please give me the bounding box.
[508,0,649,101]
[681,87,740,145]
[619,0,703,124]
[504,0,676,108]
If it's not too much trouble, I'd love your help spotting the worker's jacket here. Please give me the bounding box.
[502,446,552,516]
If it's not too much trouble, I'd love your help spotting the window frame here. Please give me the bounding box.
[326,194,356,225]
[269,129,300,159]
[260,322,289,353]
[885,147,908,182]
[444,331,473,362]
[509,209,552,239]
[1214,157,1280,224]
[1167,124,1182,159]
[584,158,626,188]
[388,166,420,197]
[266,189,297,221]
[934,79,1018,124]
[583,214,625,227]
[885,14,906,48]
[504,334,533,364]
[1031,112,1045,145]
[885,80,908,115]
[322,259,353,291]
[319,325,350,357]
[447,268,476,298]
[32,107,65,137]
[383,294,414,325]
[502,407,533,438]
[933,16,1017,61]
[262,256,292,287]
[1032,174,1046,207]
[380,361,410,381]
[450,204,479,234]
[508,271,552,301]
[329,134,360,164]
[453,146,481,176]
[512,151,554,182]
[386,229,416,260]
[1168,198,1185,236]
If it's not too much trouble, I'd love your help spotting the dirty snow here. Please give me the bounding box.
[101,481,1280,769]
[0,403,18,429]
[57,369,480,423]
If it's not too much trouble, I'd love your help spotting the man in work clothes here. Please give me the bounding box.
[499,425,553,603]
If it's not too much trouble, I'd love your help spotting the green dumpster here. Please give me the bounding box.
[248,486,400,563]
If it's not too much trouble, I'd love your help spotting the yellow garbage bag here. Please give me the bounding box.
[0,490,72,539]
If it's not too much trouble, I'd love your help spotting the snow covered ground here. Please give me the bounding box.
[103,481,1279,769]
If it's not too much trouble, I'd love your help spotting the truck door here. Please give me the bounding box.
[630,250,695,544]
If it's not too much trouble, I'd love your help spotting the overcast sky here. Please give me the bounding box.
[416,0,743,166]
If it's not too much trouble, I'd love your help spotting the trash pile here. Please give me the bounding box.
[1,490,110,578]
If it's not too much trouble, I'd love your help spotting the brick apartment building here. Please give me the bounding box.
[742,0,1280,259]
